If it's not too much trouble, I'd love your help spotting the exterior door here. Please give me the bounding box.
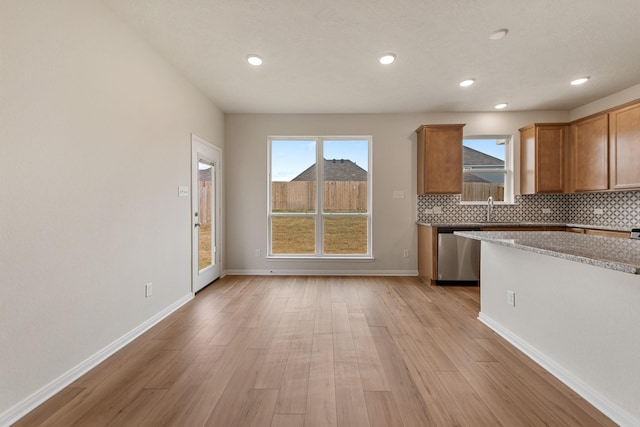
[192,135,221,292]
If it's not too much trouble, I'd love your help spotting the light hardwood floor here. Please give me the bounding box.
[15,276,615,426]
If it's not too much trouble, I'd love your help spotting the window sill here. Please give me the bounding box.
[266,256,375,262]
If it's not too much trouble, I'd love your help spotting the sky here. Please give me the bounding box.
[270,138,502,181]
[271,139,369,181]
[463,138,505,161]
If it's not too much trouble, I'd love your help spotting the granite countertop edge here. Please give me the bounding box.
[454,230,640,275]
[416,222,631,232]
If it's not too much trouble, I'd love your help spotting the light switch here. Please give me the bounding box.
[393,190,405,199]
[178,186,189,197]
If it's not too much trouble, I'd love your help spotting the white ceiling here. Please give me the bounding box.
[102,0,640,114]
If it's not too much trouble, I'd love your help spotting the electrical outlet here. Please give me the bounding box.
[403,249,409,258]
[542,208,551,214]
[506,290,515,307]
[255,249,261,257]
[145,283,152,298]
[424,208,433,214]
[393,190,405,199]
[433,206,442,214]
[594,208,604,215]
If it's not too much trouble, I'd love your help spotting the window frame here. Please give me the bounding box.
[267,136,373,259]
[460,135,514,205]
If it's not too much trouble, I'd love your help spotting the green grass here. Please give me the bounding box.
[272,216,367,255]
[198,223,212,270]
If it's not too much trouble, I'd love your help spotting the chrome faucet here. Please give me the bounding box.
[487,196,494,222]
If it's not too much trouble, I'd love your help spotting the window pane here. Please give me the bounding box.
[463,173,505,201]
[269,136,371,257]
[462,138,507,202]
[198,161,214,271]
[322,140,368,213]
[271,140,316,212]
[271,216,315,254]
[463,139,505,168]
[323,216,368,254]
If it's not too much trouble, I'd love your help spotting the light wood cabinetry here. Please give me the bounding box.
[417,226,437,280]
[569,113,609,192]
[568,100,640,193]
[519,123,568,194]
[417,225,565,283]
[416,124,464,194]
[609,101,640,190]
[565,227,629,239]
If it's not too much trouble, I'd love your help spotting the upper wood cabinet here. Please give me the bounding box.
[416,124,464,194]
[569,113,609,192]
[609,101,640,190]
[519,123,568,194]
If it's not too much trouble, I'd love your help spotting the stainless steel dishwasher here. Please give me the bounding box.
[437,228,481,282]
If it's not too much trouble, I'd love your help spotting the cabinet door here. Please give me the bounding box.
[416,124,464,194]
[570,114,608,192]
[520,124,567,194]
[519,126,536,194]
[536,125,566,193]
[418,225,437,281]
[609,101,640,190]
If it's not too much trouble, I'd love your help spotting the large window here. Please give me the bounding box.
[462,136,513,203]
[268,137,372,258]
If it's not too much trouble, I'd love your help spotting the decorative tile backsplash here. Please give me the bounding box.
[417,191,640,230]
[568,191,640,228]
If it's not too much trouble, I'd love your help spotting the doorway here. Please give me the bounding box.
[192,135,221,292]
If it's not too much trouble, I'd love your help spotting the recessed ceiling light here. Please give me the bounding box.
[571,76,590,86]
[494,103,508,109]
[489,29,509,40]
[379,53,396,65]
[459,79,475,87]
[247,54,263,66]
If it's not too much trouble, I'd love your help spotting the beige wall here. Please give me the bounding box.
[0,0,224,416]
[224,110,568,274]
[570,83,640,121]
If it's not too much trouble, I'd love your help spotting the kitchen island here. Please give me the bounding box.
[455,231,640,426]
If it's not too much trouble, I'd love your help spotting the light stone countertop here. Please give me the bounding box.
[454,230,640,274]
[416,222,631,232]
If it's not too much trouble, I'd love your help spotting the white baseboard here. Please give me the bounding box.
[223,269,418,276]
[0,293,194,427]
[478,312,638,427]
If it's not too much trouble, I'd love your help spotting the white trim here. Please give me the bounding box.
[478,312,638,427]
[462,135,514,203]
[191,134,223,291]
[267,136,373,258]
[0,294,194,427]
[224,269,418,276]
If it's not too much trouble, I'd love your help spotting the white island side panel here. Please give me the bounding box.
[478,241,640,426]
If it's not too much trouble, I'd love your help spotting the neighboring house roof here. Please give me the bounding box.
[199,167,212,182]
[463,146,504,167]
[292,158,367,181]
[463,146,504,183]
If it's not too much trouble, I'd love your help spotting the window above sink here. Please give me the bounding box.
[462,135,514,204]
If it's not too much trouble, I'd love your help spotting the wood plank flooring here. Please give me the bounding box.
[14,276,615,426]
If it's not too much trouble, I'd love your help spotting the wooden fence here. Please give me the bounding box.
[272,181,367,212]
[462,182,504,201]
